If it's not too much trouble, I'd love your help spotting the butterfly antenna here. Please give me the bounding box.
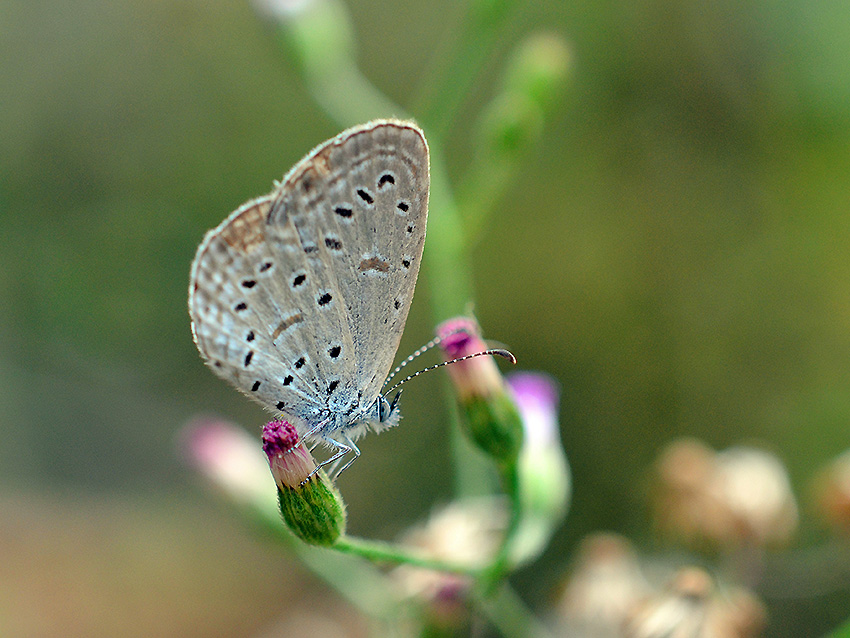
[385,348,516,396]
[383,326,504,389]
[383,334,447,389]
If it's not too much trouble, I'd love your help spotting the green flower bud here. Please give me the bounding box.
[262,421,346,546]
[437,318,523,465]
[502,33,572,112]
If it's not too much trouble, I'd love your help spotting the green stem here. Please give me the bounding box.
[417,0,523,144]
[309,62,409,128]
[243,500,402,620]
[270,0,407,127]
[424,148,476,320]
[334,535,483,576]
[477,463,522,594]
[475,583,556,638]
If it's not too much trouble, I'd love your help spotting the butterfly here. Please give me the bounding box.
[189,120,429,473]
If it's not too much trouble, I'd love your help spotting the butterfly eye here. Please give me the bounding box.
[377,396,392,422]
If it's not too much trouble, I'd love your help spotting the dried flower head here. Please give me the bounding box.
[813,449,850,534]
[624,568,714,638]
[558,533,649,636]
[653,439,797,549]
[392,498,508,618]
[625,568,766,638]
[713,447,798,547]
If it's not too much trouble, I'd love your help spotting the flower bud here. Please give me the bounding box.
[180,416,275,510]
[437,318,523,464]
[506,372,570,565]
[262,421,346,546]
[253,0,355,76]
[502,33,572,113]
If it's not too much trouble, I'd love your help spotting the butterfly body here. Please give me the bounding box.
[189,121,429,458]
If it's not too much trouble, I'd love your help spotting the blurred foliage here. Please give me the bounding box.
[3,0,850,635]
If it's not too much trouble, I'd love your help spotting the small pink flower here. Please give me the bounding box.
[262,420,346,545]
[435,317,524,463]
[506,372,560,448]
[506,372,571,564]
[262,420,318,489]
[436,318,505,401]
[179,416,274,506]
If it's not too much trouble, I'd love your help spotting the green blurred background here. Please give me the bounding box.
[3,0,850,635]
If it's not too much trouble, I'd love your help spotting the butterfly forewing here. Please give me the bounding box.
[188,120,429,440]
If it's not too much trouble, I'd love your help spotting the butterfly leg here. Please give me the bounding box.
[312,433,355,481]
[302,419,331,446]
[327,433,361,481]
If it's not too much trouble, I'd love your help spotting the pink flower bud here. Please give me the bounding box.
[437,317,506,401]
[262,420,317,489]
[436,317,523,464]
[261,420,346,545]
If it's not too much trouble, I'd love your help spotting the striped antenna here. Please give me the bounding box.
[382,334,447,389]
[384,348,516,396]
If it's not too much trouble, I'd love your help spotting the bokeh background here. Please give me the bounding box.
[3,0,850,635]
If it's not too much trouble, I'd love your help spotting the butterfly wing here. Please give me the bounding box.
[268,121,429,414]
[188,120,429,438]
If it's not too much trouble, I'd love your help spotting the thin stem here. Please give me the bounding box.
[477,463,522,594]
[475,582,556,638]
[417,0,523,144]
[334,535,483,576]
[242,500,402,620]
[423,149,476,320]
[269,0,407,128]
[310,63,409,128]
